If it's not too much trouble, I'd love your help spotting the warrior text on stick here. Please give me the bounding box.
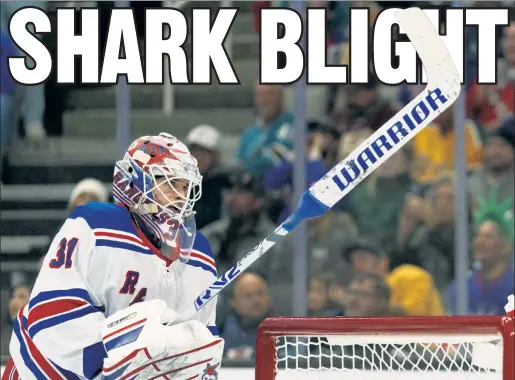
[8,6,508,85]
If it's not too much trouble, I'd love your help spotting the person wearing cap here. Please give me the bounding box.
[237,83,294,177]
[185,124,232,229]
[469,116,514,215]
[342,241,444,316]
[68,178,109,212]
[44,178,108,260]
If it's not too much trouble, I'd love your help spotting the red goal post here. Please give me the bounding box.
[256,316,514,380]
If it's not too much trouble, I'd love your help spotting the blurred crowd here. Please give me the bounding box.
[1,0,514,365]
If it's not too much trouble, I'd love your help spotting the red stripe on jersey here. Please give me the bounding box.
[4,355,24,380]
[28,299,88,327]
[10,365,19,380]
[17,310,64,379]
[94,231,144,245]
[190,252,215,267]
[1,357,15,380]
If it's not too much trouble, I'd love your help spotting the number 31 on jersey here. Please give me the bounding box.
[49,237,79,269]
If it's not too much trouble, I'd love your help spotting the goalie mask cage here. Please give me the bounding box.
[255,316,514,380]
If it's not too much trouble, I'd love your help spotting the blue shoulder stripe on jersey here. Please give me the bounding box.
[186,260,217,277]
[29,303,101,338]
[29,288,95,311]
[96,239,153,255]
[69,202,137,234]
[28,288,104,338]
[104,326,144,352]
[83,341,107,379]
[192,232,214,260]
[13,317,46,379]
[207,325,219,336]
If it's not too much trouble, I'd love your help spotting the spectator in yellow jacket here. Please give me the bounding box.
[411,105,483,185]
[343,242,444,316]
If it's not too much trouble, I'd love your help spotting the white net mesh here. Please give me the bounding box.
[274,334,504,380]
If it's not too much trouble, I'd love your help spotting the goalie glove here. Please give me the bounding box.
[101,299,224,380]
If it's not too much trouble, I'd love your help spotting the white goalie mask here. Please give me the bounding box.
[112,133,203,263]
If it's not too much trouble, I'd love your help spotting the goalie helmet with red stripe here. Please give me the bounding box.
[113,132,202,262]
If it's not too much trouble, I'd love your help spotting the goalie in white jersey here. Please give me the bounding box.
[4,133,224,380]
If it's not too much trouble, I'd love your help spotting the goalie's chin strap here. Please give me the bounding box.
[129,201,189,263]
[130,210,162,251]
[129,206,182,264]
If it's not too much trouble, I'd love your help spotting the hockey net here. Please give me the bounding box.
[255,316,514,380]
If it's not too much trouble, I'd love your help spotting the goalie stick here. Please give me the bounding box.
[173,7,461,324]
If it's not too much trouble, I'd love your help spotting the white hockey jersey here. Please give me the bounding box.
[8,202,218,380]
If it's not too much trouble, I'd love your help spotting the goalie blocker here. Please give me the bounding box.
[101,300,224,380]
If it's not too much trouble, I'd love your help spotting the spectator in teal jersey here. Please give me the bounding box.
[237,83,294,177]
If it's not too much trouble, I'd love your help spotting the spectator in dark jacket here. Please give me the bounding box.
[186,125,232,229]
[332,76,397,133]
[202,171,292,285]
[343,273,393,317]
[219,273,271,360]
[308,273,344,317]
